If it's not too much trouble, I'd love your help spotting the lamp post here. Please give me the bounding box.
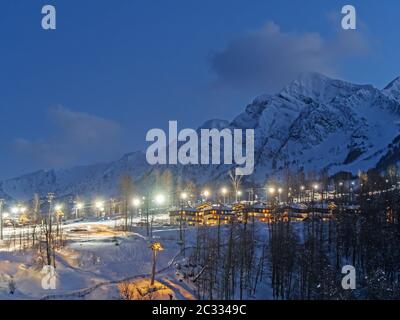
[312,184,319,204]
[236,190,242,202]
[150,241,164,286]
[202,190,210,202]
[0,199,4,240]
[132,198,141,229]
[95,200,105,218]
[179,192,187,248]
[268,187,276,205]
[47,192,54,233]
[300,186,305,202]
[350,181,355,203]
[46,192,55,268]
[221,187,228,204]
[75,202,83,219]
[152,194,165,238]
[278,188,283,204]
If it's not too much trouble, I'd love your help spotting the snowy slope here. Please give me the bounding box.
[1,73,400,200]
[229,72,400,179]
[383,76,400,103]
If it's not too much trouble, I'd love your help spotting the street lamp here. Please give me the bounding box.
[179,193,188,248]
[221,187,228,204]
[180,192,188,200]
[150,241,164,286]
[155,194,165,205]
[266,187,276,205]
[278,188,283,203]
[76,202,84,219]
[312,184,319,204]
[95,201,104,209]
[268,187,276,194]
[132,198,141,207]
[202,190,210,201]
[94,200,105,218]
[132,198,141,223]
[0,199,4,240]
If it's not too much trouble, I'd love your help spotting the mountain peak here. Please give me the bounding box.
[383,76,400,102]
[384,76,400,90]
[296,71,332,82]
[280,72,371,103]
[199,119,230,130]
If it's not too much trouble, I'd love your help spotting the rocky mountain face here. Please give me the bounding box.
[2,73,400,200]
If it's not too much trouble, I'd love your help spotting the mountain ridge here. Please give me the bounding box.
[2,72,400,200]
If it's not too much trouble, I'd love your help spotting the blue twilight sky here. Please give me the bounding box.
[0,0,399,179]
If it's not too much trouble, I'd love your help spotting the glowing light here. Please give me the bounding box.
[55,204,63,211]
[301,186,305,191]
[237,191,242,196]
[150,241,164,251]
[155,194,165,205]
[221,187,228,195]
[95,201,104,209]
[11,207,19,214]
[278,188,283,194]
[268,187,276,195]
[203,190,210,198]
[20,207,27,213]
[132,198,141,207]
[76,203,84,210]
[313,184,319,190]
[180,192,188,200]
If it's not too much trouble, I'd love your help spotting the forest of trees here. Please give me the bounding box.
[185,168,400,300]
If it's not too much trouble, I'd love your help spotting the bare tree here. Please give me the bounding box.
[119,174,134,231]
[229,169,243,203]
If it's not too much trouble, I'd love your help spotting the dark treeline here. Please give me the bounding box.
[189,212,265,300]
[187,168,400,300]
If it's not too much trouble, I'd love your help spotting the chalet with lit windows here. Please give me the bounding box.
[202,205,235,225]
[169,207,202,225]
[241,202,273,222]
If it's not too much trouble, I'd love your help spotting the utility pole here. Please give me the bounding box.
[47,193,54,226]
[46,192,55,267]
[0,199,5,240]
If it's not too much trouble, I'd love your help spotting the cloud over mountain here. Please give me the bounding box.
[210,21,370,93]
[12,106,123,168]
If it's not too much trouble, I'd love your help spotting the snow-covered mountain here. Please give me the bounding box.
[2,72,400,200]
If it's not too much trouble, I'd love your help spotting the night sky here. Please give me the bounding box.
[0,0,399,179]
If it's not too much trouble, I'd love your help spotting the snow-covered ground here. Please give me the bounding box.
[0,219,197,300]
